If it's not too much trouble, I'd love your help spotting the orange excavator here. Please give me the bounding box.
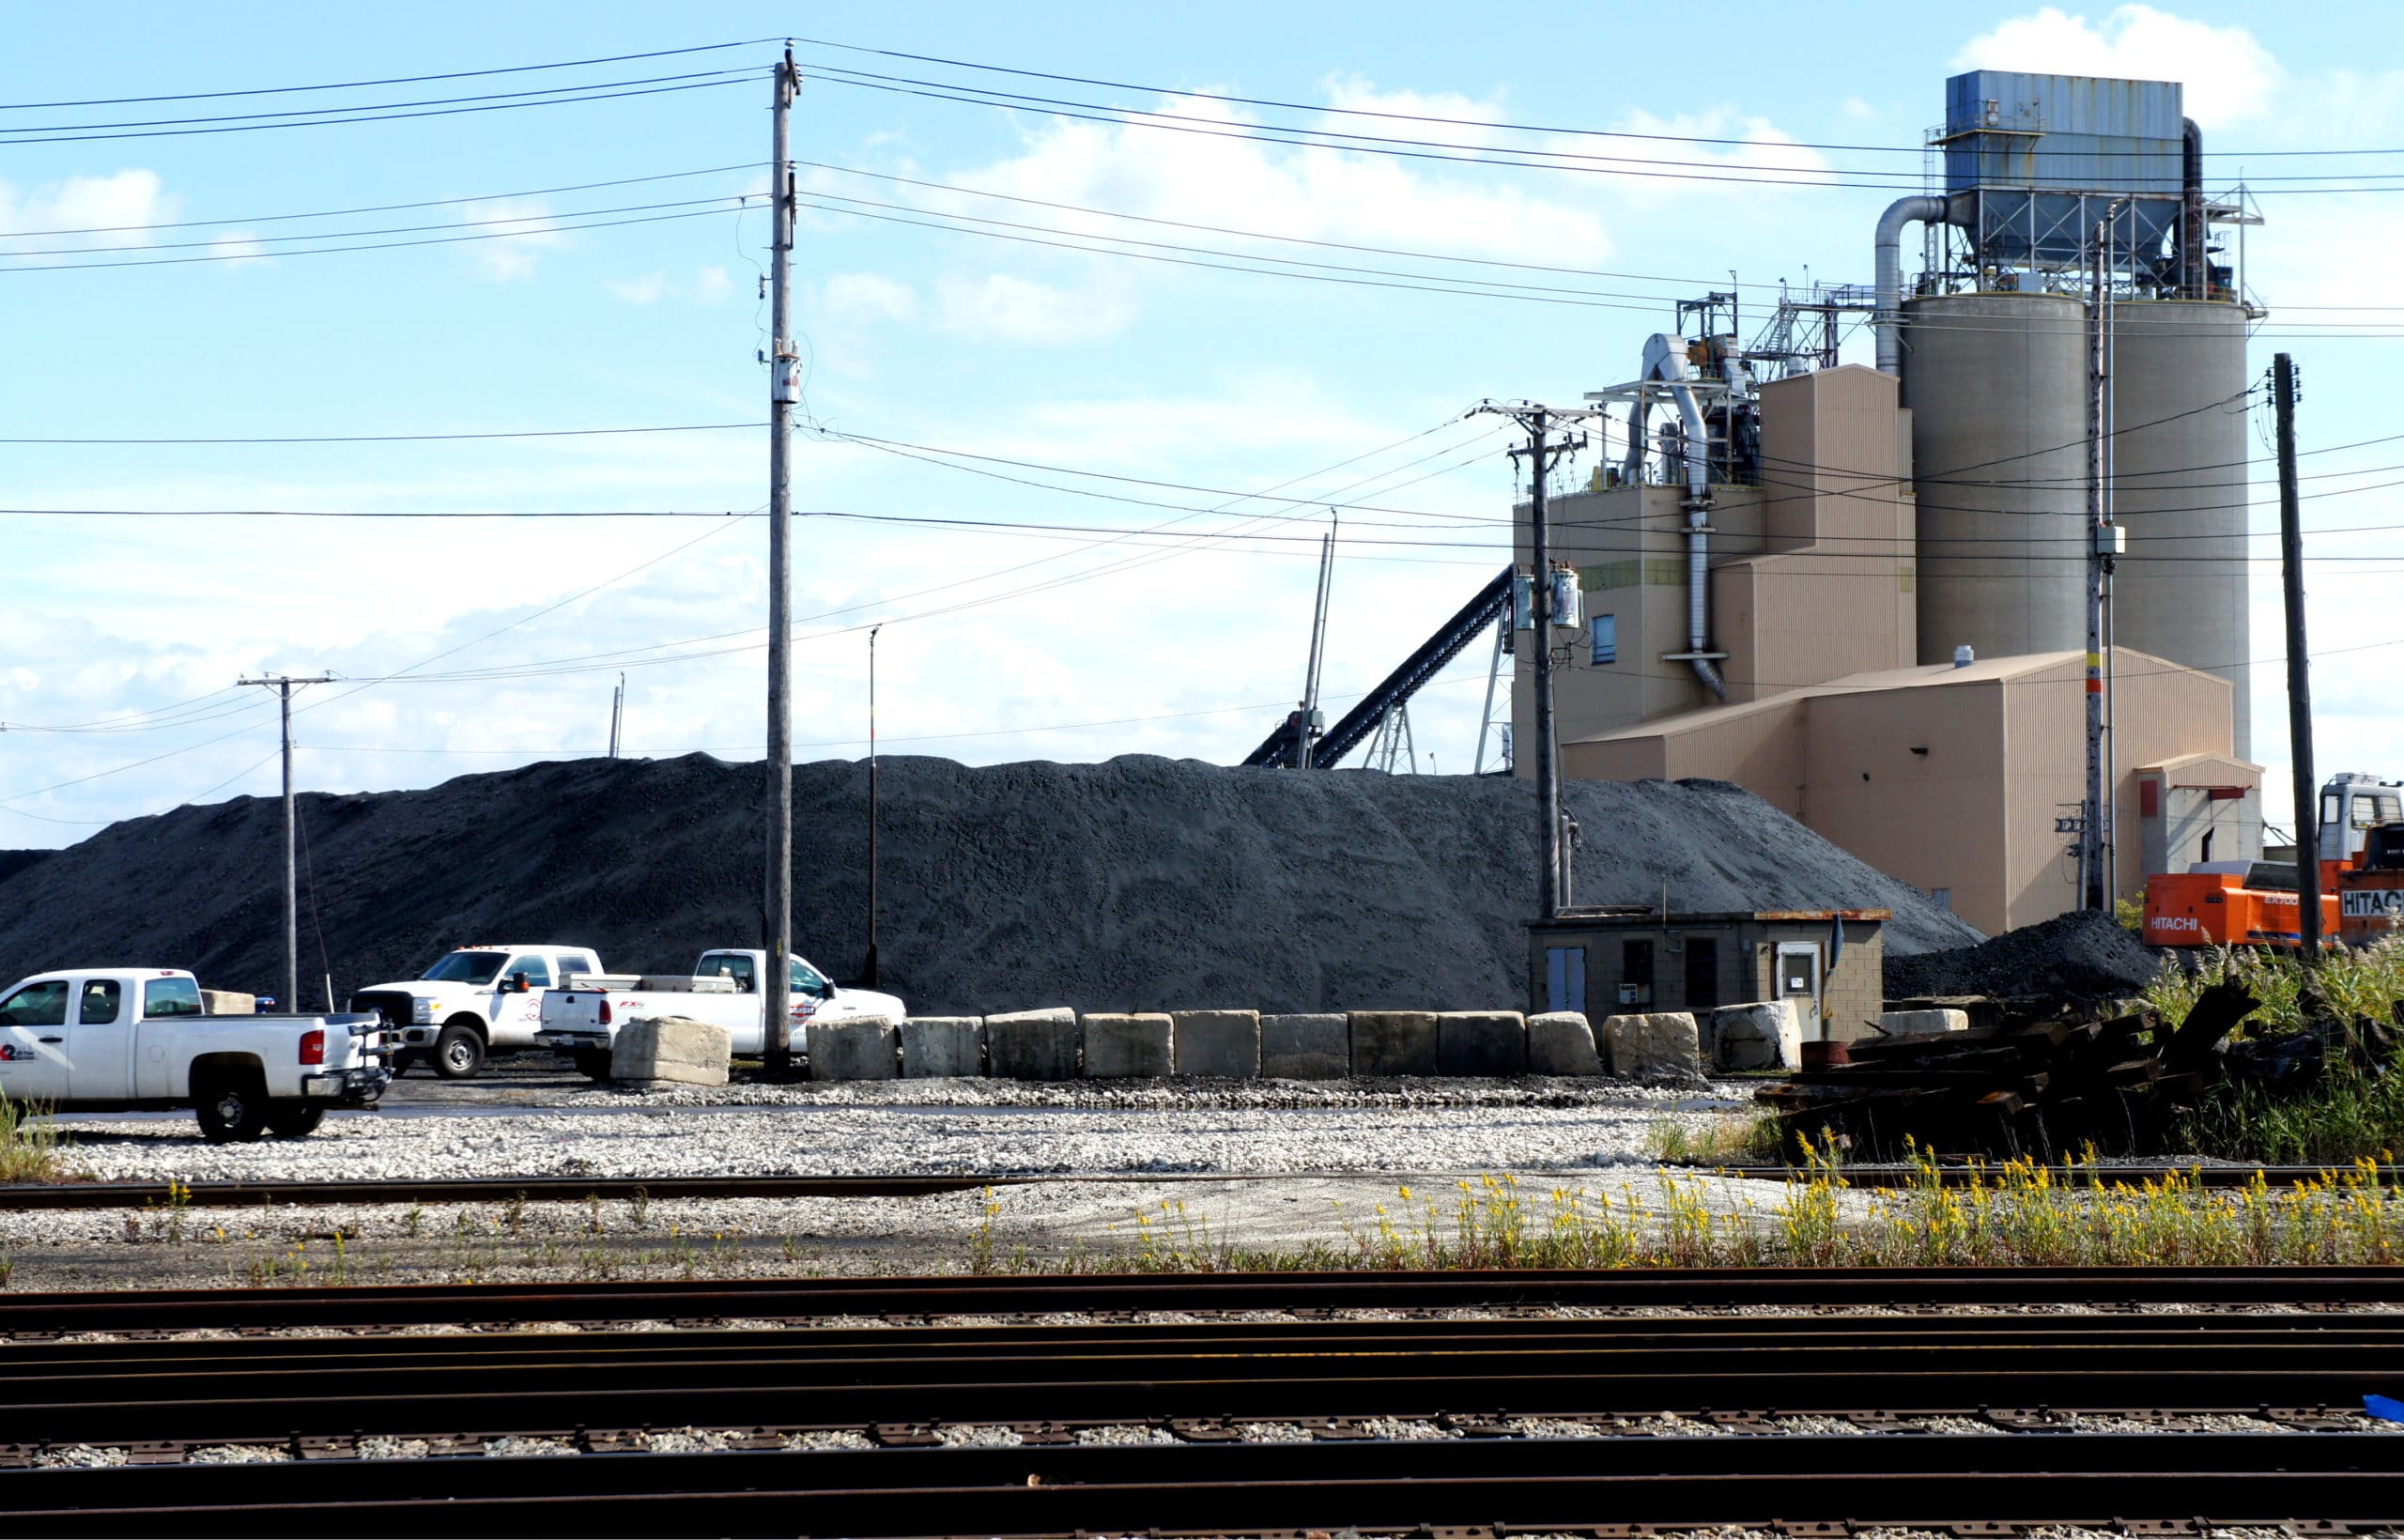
[2144,772,2404,949]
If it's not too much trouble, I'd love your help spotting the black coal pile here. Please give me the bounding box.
[1884,906,2162,1005]
[0,754,1978,1014]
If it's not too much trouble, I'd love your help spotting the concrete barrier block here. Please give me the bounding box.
[985,1008,1079,1081]
[612,1015,732,1086]
[1437,1011,1526,1076]
[1081,1013,1174,1078]
[902,1018,984,1078]
[809,1018,900,1081]
[1712,1001,1802,1071]
[200,990,254,1016]
[1527,1011,1601,1075]
[1348,1011,1439,1077]
[1879,1008,1971,1038]
[1602,1012,1703,1085]
[1172,1009,1261,1078]
[1261,1014,1348,1079]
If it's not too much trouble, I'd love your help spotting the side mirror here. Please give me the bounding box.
[509,973,531,993]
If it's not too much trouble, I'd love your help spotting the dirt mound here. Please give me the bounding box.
[0,755,1978,1014]
[0,850,53,888]
[1883,906,2163,1004]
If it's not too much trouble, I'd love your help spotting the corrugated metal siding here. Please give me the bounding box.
[1943,69,2182,196]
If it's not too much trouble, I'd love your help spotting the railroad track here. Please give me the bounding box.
[5,1270,2401,1533]
[4,1264,2402,1334]
[0,1163,2391,1209]
[6,1433,2400,1535]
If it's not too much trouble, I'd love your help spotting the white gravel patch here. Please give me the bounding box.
[35,1446,125,1469]
[791,1429,875,1452]
[188,1444,289,1464]
[38,1086,1737,1185]
[935,1424,1022,1448]
[1075,1424,1178,1446]
[485,1437,577,1458]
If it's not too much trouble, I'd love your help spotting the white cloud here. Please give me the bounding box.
[1594,107,1834,209]
[463,197,567,281]
[936,271,1133,345]
[1841,96,1878,121]
[207,229,269,264]
[0,169,184,266]
[607,265,739,305]
[824,271,917,325]
[1951,6,2282,126]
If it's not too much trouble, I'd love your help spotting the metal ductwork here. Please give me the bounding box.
[1641,333,1726,700]
[1873,194,1958,375]
[2178,116,2206,299]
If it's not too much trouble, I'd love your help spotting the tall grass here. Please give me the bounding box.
[0,1090,66,1183]
[978,1140,2404,1275]
[2148,939,2404,1164]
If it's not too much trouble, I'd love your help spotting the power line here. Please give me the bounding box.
[0,422,762,446]
[0,191,753,260]
[0,39,778,112]
[0,203,746,274]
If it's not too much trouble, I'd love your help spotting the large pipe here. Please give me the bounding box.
[2179,116,2205,299]
[1642,334,1726,700]
[1874,194,1949,375]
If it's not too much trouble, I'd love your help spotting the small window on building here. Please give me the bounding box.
[1930,887,1951,913]
[1591,613,1617,665]
[1622,939,1654,990]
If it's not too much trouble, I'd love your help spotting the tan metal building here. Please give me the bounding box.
[1556,650,2258,937]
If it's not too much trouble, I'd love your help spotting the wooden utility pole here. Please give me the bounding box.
[763,49,799,1072]
[1527,408,1559,919]
[865,624,881,989]
[2274,353,2322,961]
[238,671,334,1012]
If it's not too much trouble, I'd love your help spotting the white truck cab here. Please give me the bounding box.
[536,948,906,1078]
[0,967,388,1142]
[348,944,604,1080]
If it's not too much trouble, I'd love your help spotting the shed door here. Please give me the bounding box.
[1545,947,1587,1017]
[1775,943,1823,1041]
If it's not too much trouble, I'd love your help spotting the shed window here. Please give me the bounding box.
[1591,613,1617,665]
[1622,940,1654,989]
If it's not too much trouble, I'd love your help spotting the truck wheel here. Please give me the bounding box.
[196,1074,270,1144]
[571,1049,615,1083]
[433,1022,486,1080]
[264,1102,327,1138]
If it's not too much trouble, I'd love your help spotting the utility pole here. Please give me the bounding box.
[2079,220,2114,912]
[1475,401,1595,922]
[238,671,334,1012]
[1528,407,1559,918]
[608,673,624,759]
[865,624,881,989]
[763,48,799,1074]
[2275,353,2322,962]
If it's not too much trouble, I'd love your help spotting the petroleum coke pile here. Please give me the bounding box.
[0,754,1978,1014]
[1883,906,2165,1005]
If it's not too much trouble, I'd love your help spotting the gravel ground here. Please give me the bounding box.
[38,1082,1743,1184]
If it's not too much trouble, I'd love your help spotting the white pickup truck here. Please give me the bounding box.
[536,948,905,1079]
[347,943,605,1081]
[0,968,389,1143]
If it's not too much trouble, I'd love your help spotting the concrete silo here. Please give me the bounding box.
[2110,301,2253,755]
[1876,70,2252,752]
[1902,291,2089,662]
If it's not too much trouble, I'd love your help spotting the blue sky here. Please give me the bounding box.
[3,2,2398,847]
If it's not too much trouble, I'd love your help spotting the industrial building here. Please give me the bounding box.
[1510,68,2262,936]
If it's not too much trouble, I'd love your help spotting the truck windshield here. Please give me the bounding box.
[422,951,510,985]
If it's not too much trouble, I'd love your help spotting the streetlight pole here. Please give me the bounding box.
[239,671,334,1011]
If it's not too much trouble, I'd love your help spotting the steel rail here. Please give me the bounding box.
[3,1434,2399,1535]
[3,1163,2394,1210]
[8,1314,2403,1444]
[8,1265,2404,1336]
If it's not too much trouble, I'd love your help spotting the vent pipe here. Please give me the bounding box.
[1873,194,1950,375]
[1641,333,1726,700]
